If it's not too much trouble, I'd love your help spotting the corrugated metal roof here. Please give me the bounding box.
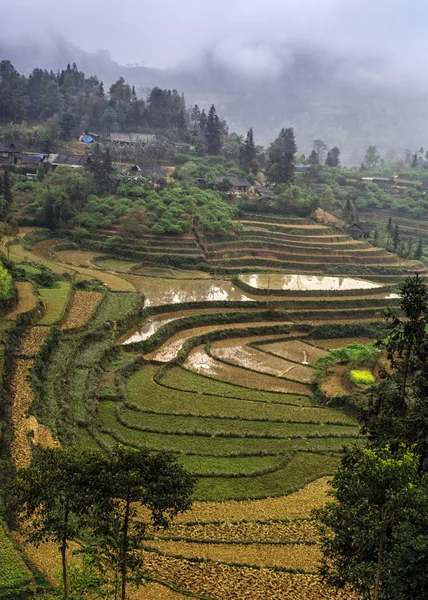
[109,133,157,144]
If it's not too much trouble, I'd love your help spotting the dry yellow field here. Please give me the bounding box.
[61,291,104,331]
[56,249,103,267]
[20,326,50,356]
[140,551,358,600]
[146,539,322,571]
[153,519,319,544]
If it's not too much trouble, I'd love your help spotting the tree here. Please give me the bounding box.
[386,217,393,246]
[392,223,400,250]
[59,112,75,140]
[43,80,63,118]
[361,274,428,461]
[205,105,221,155]
[414,238,423,260]
[90,446,194,600]
[412,153,418,168]
[102,106,118,133]
[318,444,428,600]
[373,226,379,246]
[364,146,380,169]
[240,128,257,172]
[320,187,335,212]
[2,171,13,215]
[11,448,111,600]
[267,128,297,185]
[120,207,147,246]
[342,197,357,225]
[199,109,207,133]
[312,139,328,164]
[325,146,340,167]
[308,149,319,165]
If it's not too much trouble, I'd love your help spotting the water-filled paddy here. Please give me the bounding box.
[239,273,382,292]
[123,276,256,306]
[121,307,262,345]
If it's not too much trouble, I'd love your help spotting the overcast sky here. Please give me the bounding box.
[1,0,427,80]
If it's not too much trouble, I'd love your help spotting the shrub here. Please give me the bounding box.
[349,369,376,386]
[0,264,13,299]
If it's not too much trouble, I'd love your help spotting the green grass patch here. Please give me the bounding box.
[160,366,312,406]
[195,452,341,501]
[117,404,359,439]
[38,281,71,325]
[126,366,355,424]
[179,455,283,477]
[349,369,376,385]
[90,292,142,329]
[97,402,359,456]
[96,258,140,273]
[0,521,33,598]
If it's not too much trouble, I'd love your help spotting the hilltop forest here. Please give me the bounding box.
[0,59,428,599]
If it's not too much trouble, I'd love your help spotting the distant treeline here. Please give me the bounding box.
[0,60,228,147]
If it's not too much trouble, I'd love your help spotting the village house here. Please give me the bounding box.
[0,142,20,164]
[346,221,371,240]
[15,153,45,166]
[128,164,166,180]
[108,133,157,145]
[45,154,92,170]
[214,175,251,194]
[254,186,275,201]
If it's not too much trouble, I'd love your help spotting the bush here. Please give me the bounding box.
[349,369,376,386]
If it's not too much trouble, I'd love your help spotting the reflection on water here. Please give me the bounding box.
[122,317,175,345]
[143,280,255,307]
[240,273,382,292]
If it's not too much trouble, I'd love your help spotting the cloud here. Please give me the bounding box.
[211,39,295,80]
[0,0,427,85]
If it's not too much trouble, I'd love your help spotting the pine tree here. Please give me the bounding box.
[386,217,393,246]
[205,105,221,155]
[412,153,418,168]
[267,128,297,185]
[325,146,340,167]
[414,238,423,260]
[392,223,400,250]
[342,198,357,225]
[373,226,379,246]
[199,109,207,133]
[240,128,256,172]
[321,187,335,212]
[308,150,319,165]
[3,171,12,215]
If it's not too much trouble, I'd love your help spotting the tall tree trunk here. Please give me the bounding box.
[61,504,69,600]
[61,535,69,600]
[374,530,385,600]
[120,492,131,600]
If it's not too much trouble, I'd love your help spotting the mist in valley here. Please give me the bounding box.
[1,0,427,162]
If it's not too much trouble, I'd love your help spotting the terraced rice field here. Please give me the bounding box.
[39,281,71,324]
[122,275,256,306]
[0,521,33,599]
[8,217,406,598]
[5,282,38,320]
[61,291,104,331]
[55,249,103,267]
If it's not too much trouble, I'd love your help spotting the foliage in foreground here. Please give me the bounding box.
[10,446,194,600]
[318,274,428,599]
[318,445,428,600]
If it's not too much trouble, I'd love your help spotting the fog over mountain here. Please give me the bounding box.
[1,0,427,162]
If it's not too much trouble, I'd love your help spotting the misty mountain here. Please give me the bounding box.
[1,36,427,163]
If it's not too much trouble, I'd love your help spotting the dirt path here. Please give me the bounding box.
[5,282,38,320]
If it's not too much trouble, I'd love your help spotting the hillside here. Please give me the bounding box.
[1,36,427,160]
